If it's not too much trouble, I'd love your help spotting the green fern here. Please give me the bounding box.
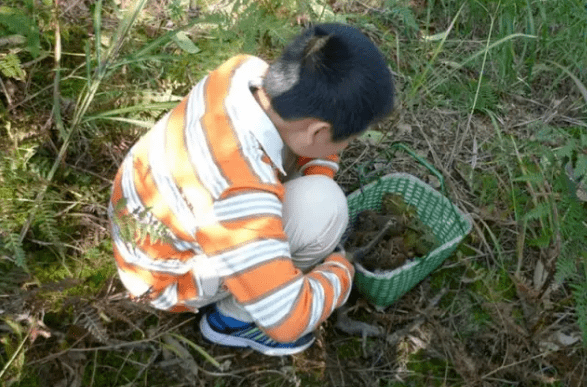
[0,5,41,57]
[555,253,579,284]
[467,79,498,112]
[113,200,173,246]
[1,232,26,269]
[570,271,587,344]
[0,149,66,270]
[0,53,25,80]
[523,201,550,221]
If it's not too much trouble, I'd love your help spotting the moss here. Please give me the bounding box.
[336,338,363,360]
[81,351,145,386]
[405,349,463,386]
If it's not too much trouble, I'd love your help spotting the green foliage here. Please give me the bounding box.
[214,0,297,54]
[405,349,462,386]
[0,53,25,80]
[113,200,173,246]
[0,318,27,385]
[436,78,498,113]
[379,0,420,37]
[0,147,62,270]
[509,124,587,344]
[0,2,41,57]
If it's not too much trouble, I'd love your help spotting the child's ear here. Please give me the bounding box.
[307,120,332,144]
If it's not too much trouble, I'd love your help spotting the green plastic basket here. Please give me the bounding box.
[345,172,472,307]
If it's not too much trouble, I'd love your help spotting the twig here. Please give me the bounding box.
[28,318,193,366]
[0,330,31,379]
[481,351,552,379]
[0,76,11,106]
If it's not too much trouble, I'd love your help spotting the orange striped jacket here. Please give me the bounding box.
[108,55,354,342]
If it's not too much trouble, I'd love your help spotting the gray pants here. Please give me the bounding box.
[217,174,349,322]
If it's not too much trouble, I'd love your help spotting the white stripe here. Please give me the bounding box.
[214,239,289,276]
[321,270,342,307]
[302,279,325,335]
[192,270,204,298]
[111,223,195,275]
[151,283,178,310]
[185,78,229,199]
[117,268,151,297]
[299,159,339,174]
[214,192,282,221]
[244,278,304,326]
[148,115,198,236]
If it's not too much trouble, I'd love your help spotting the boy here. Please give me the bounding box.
[108,23,394,356]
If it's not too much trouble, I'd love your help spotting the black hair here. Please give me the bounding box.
[263,23,394,142]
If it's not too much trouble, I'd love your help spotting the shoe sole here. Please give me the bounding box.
[199,316,315,356]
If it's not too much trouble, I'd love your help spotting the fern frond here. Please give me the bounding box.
[570,280,587,344]
[76,305,109,344]
[35,199,61,250]
[2,232,26,268]
[0,53,25,80]
[523,202,551,221]
[555,254,579,284]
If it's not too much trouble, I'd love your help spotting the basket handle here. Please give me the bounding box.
[357,142,446,195]
[355,142,469,236]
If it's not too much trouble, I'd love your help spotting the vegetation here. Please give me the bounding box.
[1,0,586,385]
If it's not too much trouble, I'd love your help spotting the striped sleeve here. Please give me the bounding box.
[297,154,340,178]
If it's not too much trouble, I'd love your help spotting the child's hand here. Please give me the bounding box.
[334,244,354,263]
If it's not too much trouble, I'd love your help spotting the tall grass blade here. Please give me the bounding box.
[547,60,587,106]
[94,0,102,71]
[52,5,64,141]
[18,0,149,246]
[169,333,224,371]
[408,3,464,101]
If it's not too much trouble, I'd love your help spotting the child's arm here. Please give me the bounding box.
[296,154,339,178]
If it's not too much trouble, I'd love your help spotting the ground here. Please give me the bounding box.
[1,0,586,386]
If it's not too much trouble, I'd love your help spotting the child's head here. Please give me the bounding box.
[263,23,394,143]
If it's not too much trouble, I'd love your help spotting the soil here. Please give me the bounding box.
[345,193,439,272]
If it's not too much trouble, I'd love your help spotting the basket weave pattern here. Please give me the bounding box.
[345,173,472,307]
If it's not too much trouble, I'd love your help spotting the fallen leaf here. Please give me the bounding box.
[555,331,580,346]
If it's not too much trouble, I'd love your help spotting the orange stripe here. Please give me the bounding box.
[197,216,286,255]
[110,167,125,206]
[297,155,339,167]
[224,259,300,303]
[201,55,265,188]
[168,304,193,313]
[325,154,340,163]
[165,94,215,220]
[132,133,195,242]
[264,280,312,342]
[221,183,284,201]
[176,271,199,301]
[110,167,131,222]
[302,165,336,178]
[135,234,195,262]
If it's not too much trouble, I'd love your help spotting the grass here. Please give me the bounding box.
[1,0,587,385]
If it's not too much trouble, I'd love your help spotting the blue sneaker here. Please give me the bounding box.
[199,306,315,356]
